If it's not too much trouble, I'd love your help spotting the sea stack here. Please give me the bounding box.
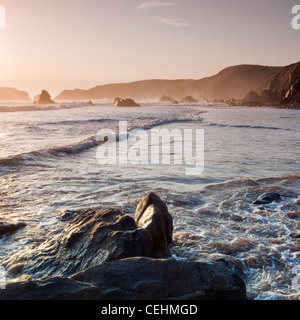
[34,90,55,105]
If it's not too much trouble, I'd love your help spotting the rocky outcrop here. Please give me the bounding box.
[0,87,30,101]
[1,193,248,300]
[253,192,282,205]
[114,98,141,107]
[0,219,26,236]
[135,193,173,258]
[34,90,55,105]
[0,257,247,300]
[4,209,153,279]
[179,96,198,103]
[241,61,300,107]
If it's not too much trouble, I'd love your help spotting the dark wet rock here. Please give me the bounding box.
[0,219,26,236]
[253,192,282,205]
[0,194,249,300]
[34,90,55,105]
[0,276,100,300]
[0,257,247,300]
[114,98,140,107]
[135,193,173,258]
[4,209,153,279]
[58,209,82,221]
[289,232,300,239]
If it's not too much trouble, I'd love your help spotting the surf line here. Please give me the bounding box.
[96,120,205,176]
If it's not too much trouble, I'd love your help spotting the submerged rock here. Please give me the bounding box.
[135,193,173,258]
[253,192,282,205]
[1,257,247,300]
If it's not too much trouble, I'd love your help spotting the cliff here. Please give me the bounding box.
[252,61,300,105]
[54,65,281,101]
[0,87,30,101]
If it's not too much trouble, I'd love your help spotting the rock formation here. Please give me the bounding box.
[34,90,55,105]
[135,193,173,258]
[0,257,247,300]
[0,193,248,300]
[0,219,26,236]
[114,98,141,107]
[4,208,153,279]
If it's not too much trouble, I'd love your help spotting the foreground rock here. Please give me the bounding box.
[34,90,55,105]
[114,98,140,107]
[1,193,248,300]
[135,193,173,258]
[0,257,247,300]
[4,209,153,279]
[0,219,26,236]
[253,192,282,205]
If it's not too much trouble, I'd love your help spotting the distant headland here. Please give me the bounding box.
[1,61,299,108]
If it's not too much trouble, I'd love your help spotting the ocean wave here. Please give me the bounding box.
[0,102,100,113]
[0,136,100,170]
[0,112,204,171]
[204,122,295,131]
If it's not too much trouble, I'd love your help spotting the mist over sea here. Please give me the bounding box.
[0,101,299,300]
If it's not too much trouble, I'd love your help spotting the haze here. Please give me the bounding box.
[0,0,299,97]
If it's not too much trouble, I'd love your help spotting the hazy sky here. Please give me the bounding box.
[0,0,299,97]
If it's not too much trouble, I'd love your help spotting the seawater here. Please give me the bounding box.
[0,101,299,300]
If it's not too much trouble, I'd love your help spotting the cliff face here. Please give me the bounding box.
[54,65,281,101]
[189,65,282,101]
[55,80,194,101]
[0,87,30,101]
[253,61,300,104]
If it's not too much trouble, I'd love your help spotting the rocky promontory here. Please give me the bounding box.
[0,193,247,300]
[0,87,30,101]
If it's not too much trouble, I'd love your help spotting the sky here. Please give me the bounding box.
[0,0,300,98]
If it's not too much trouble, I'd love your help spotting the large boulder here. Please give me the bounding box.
[0,257,247,300]
[114,98,140,107]
[34,90,55,105]
[4,209,153,279]
[135,193,173,258]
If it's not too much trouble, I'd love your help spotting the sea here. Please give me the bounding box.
[0,100,299,300]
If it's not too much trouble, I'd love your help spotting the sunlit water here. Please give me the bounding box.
[0,101,299,300]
